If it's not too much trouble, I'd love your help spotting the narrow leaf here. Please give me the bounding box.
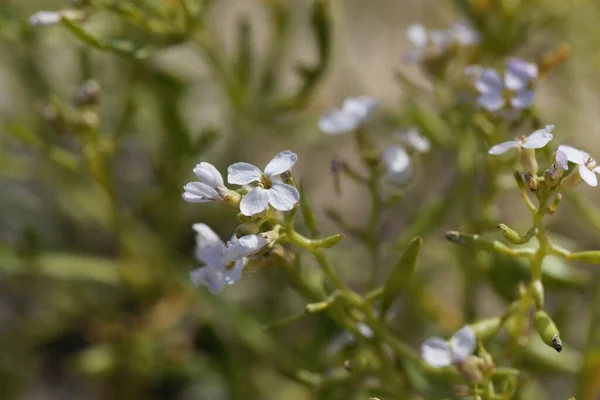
[381,237,422,316]
[299,181,319,238]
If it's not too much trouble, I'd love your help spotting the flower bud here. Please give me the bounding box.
[235,223,259,238]
[519,148,538,174]
[314,233,344,249]
[455,356,484,384]
[471,317,501,341]
[497,224,534,245]
[523,172,538,192]
[73,80,101,107]
[547,193,562,214]
[534,310,562,352]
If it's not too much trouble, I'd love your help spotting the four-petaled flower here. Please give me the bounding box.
[488,125,554,155]
[558,145,600,187]
[383,146,413,188]
[228,150,300,216]
[319,96,379,135]
[222,234,270,264]
[421,325,477,368]
[474,58,538,112]
[189,224,245,294]
[183,162,229,203]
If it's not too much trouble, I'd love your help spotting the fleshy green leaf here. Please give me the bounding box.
[381,237,422,317]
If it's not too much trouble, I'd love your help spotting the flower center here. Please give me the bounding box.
[261,174,273,189]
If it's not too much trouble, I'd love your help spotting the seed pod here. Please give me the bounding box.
[534,310,562,352]
[531,280,544,310]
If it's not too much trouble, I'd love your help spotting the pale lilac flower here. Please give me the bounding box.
[228,151,300,216]
[189,224,244,294]
[383,146,413,187]
[183,162,229,203]
[222,234,270,264]
[451,20,481,46]
[326,323,374,355]
[488,125,554,155]
[475,58,538,112]
[558,145,600,187]
[319,96,379,135]
[404,24,453,63]
[28,10,84,26]
[395,128,431,154]
[421,325,476,368]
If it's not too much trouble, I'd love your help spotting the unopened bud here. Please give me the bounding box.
[471,317,501,341]
[531,280,544,310]
[534,310,562,352]
[456,356,484,384]
[497,224,534,245]
[73,80,101,107]
[523,172,538,192]
[235,223,259,238]
[519,148,538,174]
[314,233,344,249]
[547,193,562,214]
[222,189,241,209]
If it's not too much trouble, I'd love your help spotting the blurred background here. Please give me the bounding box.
[2,0,600,399]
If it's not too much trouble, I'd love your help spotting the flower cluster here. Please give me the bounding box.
[468,58,538,112]
[404,20,481,64]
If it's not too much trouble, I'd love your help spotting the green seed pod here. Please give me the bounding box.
[497,224,528,244]
[534,310,562,352]
[471,317,501,341]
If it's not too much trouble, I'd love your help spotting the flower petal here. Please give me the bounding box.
[558,145,587,165]
[189,267,226,294]
[383,146,413,187]
[555,150,569,170]
[505,58,538,91]
[593,166,600,174]
[182,182,220,202]
[449,325,476,363]
[580,165,598,187]
[488,141,520,155]
[475,68,503,94]
[357,323,374,338]
[193,223,226,267]
[510,90,534,109]
[406,24,428,48]
[396,128,431,153]
[421,337,453,368]
[522,126,553,149]
[264,150,298,177]
[29,11,62,26]
[227,162,263,185]
[193,162,224,188]
[451,20,481,46]
[318,110,360,135]
[240,187,270,216]
[342,96,379,120]
[222,234,269,264]
[268,184,300,211]
[478,93,505,112]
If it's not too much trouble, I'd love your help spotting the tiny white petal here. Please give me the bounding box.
[189,267,227,294]
[319,110,360,135]
[193,223,226,267]
[522,128,553,149]
[406,24,428,48]
[478,93,505,112]
[510,90,534,109]
[240,187,270,216]
[193,162,224,188]
[449,326,476,363]
[342,96,379,120]
[488,140,520,155]
[222,234,269,264]
[505,58,538,91]
[397,128,431,153]
[383,146,413,187]
[452,20,481,46]
[29,11,62,26]
[475,69,503,94]
[579,165,598,187]
[593,166,600,174]
[421,337,453,368]
[227,162,263,185]
[264,150,298,177]
[182,182,220,202]
[357,323,374,338]
[558,145,587,165]
[555,151,569,170]
[268,184,300,211]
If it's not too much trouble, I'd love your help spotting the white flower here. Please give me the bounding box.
[383,146,413,187]
[488,125,554,155]
[222,234,270,264]
[319,96,379,135]
[421,325,476,368]
[183,162,229,203]
[475,58,538,112]
[558,145,600,187]
[451,20,481,46]
[29,11,62,26]
[395,128,431,154]
[228,150,300,216]
[189,224,244,294]
[404,24,453,64]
